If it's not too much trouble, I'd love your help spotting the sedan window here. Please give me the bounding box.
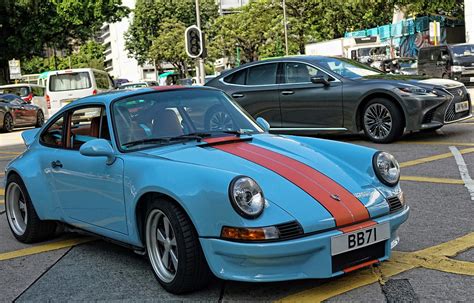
[246,63,277,85]
[284,63,323,83]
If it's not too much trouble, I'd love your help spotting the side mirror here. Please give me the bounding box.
[310,75,331,86]
[79,139,116,165]
[256,117,270,132]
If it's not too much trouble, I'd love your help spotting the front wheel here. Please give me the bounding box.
[5,174,56,243]
[35,110,44,127]
[362,98,404,143]
[145,198,212,294]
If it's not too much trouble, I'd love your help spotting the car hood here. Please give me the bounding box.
[137,134,390,232]
[360,74,464,89]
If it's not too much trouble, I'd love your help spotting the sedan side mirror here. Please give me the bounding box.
[79,139,116,165]
[256,117,270,132]
[310,75,331,86]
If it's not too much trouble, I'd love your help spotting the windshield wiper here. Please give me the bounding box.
[122,138,171,148]
[168,132,212,142]
[221,130,253,136]
[123,133,212,147]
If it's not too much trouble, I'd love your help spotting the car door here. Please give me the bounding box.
[222,63,282,127]
[49,105,128,235]
[19,99,38,125]
[6,96,26,125]
[279,62,343,128]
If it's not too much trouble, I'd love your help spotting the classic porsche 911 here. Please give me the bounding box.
[3,86,409,294]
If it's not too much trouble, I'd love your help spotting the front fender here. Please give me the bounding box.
[122,156,295,247]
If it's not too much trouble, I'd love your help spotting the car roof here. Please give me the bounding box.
[0,83,42,88]
[67,86,219,107]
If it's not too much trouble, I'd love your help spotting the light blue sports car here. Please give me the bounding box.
[3,86,409,294]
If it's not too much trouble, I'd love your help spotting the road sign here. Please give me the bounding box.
[185,25,203,58]
[8,59,22,80]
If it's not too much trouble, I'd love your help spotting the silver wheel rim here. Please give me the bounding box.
[146,209,178,283]
[5,115,13,131]
[6,182,28,236]
[209,111,233,131]
[364,104,393,140]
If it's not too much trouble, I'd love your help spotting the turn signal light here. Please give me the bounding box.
[221,226,279,241]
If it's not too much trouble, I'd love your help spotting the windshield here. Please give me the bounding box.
[119,83,148,89]
[0,86,29,97]
[452,44,474,57]
[113,89,262,151]
[317,57,381,78]
[50,72,91,92]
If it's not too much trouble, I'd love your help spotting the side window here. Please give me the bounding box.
[246,63,278,85]
[223,69,247,85]
[94,72,111,90]
[67,106,110,150]
[284,63,322,84]
[430,48,440,61]
[40,116,65,147]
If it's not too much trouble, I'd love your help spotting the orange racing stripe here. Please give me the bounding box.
[206,139,370,227]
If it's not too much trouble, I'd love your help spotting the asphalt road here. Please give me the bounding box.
[1,94,474,302]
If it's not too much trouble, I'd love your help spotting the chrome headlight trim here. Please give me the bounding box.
[228,176,265,219]
[373,151,400,187]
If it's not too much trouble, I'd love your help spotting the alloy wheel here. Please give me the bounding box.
[364,103,393,140]
[4,114,13,131]
[6,182,28,236]
[146,209,179,283]
[37,111,44,126]
[209,111,234,131]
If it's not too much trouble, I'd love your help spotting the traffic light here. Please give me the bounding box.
[185,25,203,58]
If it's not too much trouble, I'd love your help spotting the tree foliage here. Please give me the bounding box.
[125,0,218,65]
[21,41,106,74]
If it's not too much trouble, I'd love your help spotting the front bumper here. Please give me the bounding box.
[200,206,409,282]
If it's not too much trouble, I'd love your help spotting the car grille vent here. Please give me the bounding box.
[276,221,304,240]
[445,101,471,122]
[387,196,403,213]
[422,108,436,124]
[445,87,471,122]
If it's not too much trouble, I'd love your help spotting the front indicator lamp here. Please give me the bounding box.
[221,226,279,241]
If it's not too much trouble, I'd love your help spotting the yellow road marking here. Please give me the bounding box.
[400,141,474,147]
[400,175,464,185]
[460,122,474,125]
[0,237,95,261]
[399,147,474,168]
[0,155,15,160]
[0,188,4,195]
[0,151,22,155]
[0,199,4,205]
[280,232,474,302]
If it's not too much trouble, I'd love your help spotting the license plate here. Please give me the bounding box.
[470,77,474,82]
[331,222,390,256]
[455,101,469,113]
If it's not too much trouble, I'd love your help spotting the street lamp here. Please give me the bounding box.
[283,0,289,56]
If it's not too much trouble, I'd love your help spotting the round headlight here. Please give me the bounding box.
[373,152,400,186]
[229,176,265,219]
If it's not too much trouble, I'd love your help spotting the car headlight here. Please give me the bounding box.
[229,176,265,219]
[451,65,464,73]
[373,152,400,186]
[398,86,429,95]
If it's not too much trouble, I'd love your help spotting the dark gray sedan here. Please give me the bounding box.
[0,94,44,132]
[205,56,472,143]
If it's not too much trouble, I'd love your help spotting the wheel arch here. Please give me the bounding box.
[355,92,407,132]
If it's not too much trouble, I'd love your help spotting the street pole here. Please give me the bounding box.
[283,0,289,56]
[195,0,206,85]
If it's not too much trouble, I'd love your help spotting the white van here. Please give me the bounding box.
[46,68,113,116]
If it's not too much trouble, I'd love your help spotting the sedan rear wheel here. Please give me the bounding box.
[205,106,235,131]
[35,110,44,127]
[2,113,13,132]
[362,98,404,143]
[145,198,212,294]
[5,174,56,243]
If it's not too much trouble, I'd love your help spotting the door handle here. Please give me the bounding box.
[232,93,244,98]
[51,160,63,168]
[281,90,294,95]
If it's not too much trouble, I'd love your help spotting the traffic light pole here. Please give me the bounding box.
[195,0,206,85]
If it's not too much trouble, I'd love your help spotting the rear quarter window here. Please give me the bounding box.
[223,69,247,85]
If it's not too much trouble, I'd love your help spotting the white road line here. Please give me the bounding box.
[449,146,474,201]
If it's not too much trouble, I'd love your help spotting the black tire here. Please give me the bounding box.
[362,98,404,143]
[145,198,212,294]
[35,110,44,127]
[204,106,235,131]
[5,174,56,243]
[2,113,14,132]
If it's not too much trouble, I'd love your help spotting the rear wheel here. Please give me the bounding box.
[205,106,235,131]
[35,110,44,127]
[5,174,56,243]
[145,198,212,294]
[2,113,13,132]
[362,98,404,143]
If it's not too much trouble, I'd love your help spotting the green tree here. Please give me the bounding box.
[0,0,129,83]
[125,0,218,66]
[148,19,191,77]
